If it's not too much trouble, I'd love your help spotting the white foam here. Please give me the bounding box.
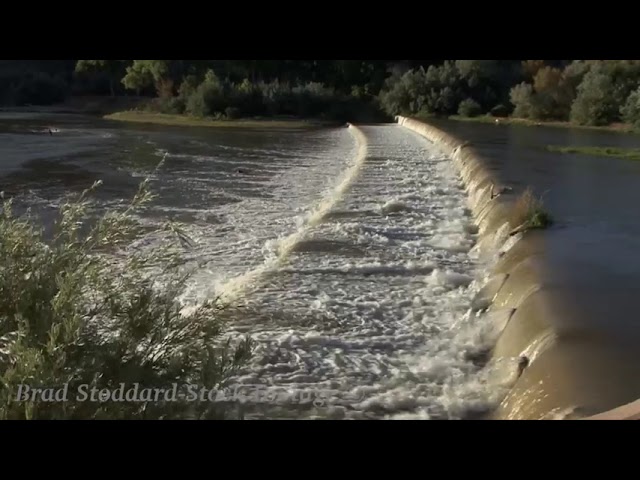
[380,199,412,215]
[208,125,506,419]
[426,269,474,288]
[109,123,512,419]
[207,125,368,303]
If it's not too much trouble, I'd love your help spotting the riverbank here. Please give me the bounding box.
[546,145,640,161]
[104,111,341,129]
[448,115,637,134]
[0,96,147,115]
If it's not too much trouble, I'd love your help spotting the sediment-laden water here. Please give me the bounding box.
[0,114,513,419]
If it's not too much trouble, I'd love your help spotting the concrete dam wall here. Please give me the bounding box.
[396,115,640,420]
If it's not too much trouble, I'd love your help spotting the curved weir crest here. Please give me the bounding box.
[210,124,369,304]
[395,115,640,420]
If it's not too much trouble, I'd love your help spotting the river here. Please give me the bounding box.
[430,119,640,278]
[11,113,637,419]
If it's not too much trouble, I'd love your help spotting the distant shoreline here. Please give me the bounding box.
[0,96,348,129]
[448,115,637,134]
[546,145,640,161]
[103,111,341,129]
[0,96,147,116]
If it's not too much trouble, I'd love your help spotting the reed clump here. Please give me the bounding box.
[508,187,553,235]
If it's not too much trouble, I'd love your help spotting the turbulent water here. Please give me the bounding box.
[218,125,509,419]
[0,114,512,419]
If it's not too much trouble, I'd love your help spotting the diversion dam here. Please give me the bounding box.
[1,114,507,419]
[397,115,640,419]
[4,112,640,419]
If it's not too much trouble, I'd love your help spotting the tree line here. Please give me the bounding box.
[380,60,640,128]
[2,60,640,127]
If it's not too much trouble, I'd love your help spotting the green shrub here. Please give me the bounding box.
[186,70,227,117]
[509,187,553,234]
[378,61,521,118]
[570,62,640,126]
[177,75,200,100]
[229,79,264,116]
[457,98,482,117]
[621,87,640,128]
[378,68,429,116]
[186,91,210,117]
[509,82,536,119]
[570,70,619,125]
[292,82,336,117]
[175,74,382,122]
[260,80,294,116]
[147,96,186,114]
[0,178,252,419]
[167,97,186,114]
[225,106,241,119]
[351,85,366,99]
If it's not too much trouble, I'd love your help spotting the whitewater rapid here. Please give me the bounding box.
[202,124,509,419]
[3,116,508,418]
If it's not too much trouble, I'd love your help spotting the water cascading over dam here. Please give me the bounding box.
[8,112,639,419]
[396,115,640,420]
[206,123,518,419]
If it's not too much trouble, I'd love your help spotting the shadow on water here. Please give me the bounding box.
[0,113,332,221]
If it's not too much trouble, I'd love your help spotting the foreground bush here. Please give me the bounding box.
[0,178,252,419]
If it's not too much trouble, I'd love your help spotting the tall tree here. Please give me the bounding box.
[122,60,175,97]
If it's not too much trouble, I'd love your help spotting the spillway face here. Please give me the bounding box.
[394,116,640,420]
[214,125,513,419]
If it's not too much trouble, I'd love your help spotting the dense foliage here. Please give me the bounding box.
[0,179,253,419]
[4,60,640,127]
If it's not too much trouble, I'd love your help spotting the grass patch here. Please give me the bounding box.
[509,187,553,235]
[449,115,636,134]
[449,115,501,124]
[0,172,253,419]
[546,145,640,161]
[104,111,337,129]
